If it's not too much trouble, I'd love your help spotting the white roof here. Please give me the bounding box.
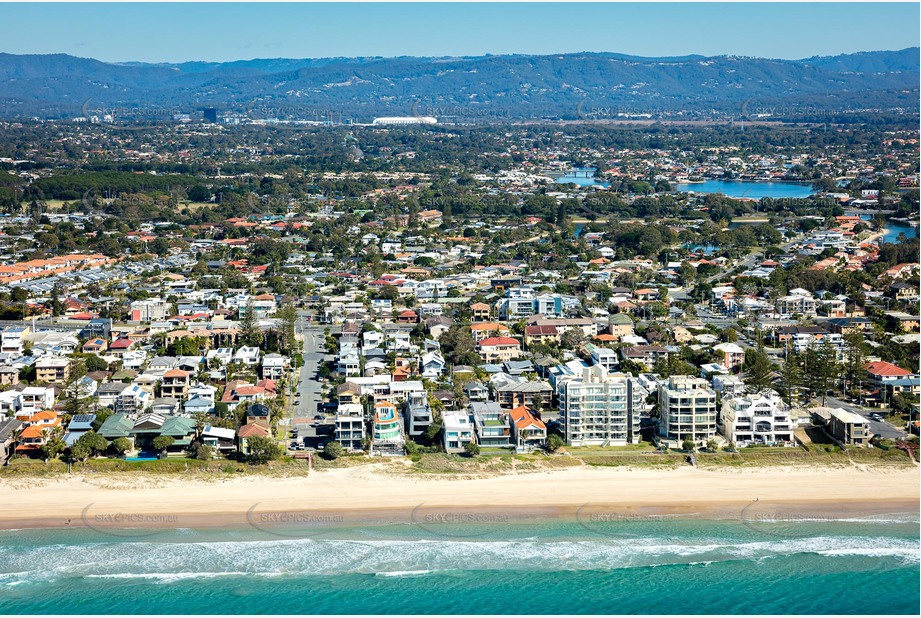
[830,408,867,424]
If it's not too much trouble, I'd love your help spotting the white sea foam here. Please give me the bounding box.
[1,534,917,585]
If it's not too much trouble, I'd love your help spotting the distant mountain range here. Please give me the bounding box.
[0,49,917,121]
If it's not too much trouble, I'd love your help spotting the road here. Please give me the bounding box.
[824,396,907,440]
[292,317,326,421]
[704,232,806,284]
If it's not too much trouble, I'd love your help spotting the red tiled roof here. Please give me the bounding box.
[866,361,912,378]
[479,336,520,347]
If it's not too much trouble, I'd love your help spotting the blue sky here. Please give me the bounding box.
[0,2,917,63]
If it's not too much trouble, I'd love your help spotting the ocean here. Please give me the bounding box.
[0,513,918,614]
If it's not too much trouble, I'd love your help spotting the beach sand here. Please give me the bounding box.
[1,464,918,531]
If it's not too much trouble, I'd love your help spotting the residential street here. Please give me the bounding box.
[293,315,326,420]
[823,395,908,441]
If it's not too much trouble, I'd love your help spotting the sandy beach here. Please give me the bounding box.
[1,464,918,530]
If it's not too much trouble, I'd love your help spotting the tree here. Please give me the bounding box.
[41,431,66,461]
[546,434,565,452]
[152,436,175,453]
[246,435,282,464]
[60,359,95,417]
[84,355,109,372]
[111,437,132,456]
[559,328,585,350]
[323,441,344,460]
[678,262,697,286]
[706,439,719,452]
[188,185,212,202]
[75,431,108,457]
[779,350,804,406]
[743,342,775,392]
[681,436,696,452]
[239,298,264,347]
[464,441,481,457]
[619,359,646,375]
[193,444,214,461]
[804,339,840,405]
[841,331,867,397]
[439,324,481,366]
[70,442,91,462]
[276,303,299,355]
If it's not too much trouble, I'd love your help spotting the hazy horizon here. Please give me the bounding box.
[0,2,917,64]
[4,46,919,66]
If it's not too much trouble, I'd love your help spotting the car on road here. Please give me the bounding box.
[294,399,300,405]
[314,414,325,421]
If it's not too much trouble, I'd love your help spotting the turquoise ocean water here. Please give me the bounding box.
[0,513,918,614]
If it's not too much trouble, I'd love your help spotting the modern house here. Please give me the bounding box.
[720,390,794,447]
[442,410,475,453]
[470,401,511,448]
[160,369,190,399]
[335,404,365,451]
[826,408,871,446]
[403,391,433,438]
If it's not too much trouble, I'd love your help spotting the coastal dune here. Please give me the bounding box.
[1,465,918,530]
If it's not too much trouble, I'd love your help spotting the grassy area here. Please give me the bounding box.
[565,442,659,454]
[695,443,914,468]
[398,452,580,476]
[576,453,686,468]
[1,456,310,478]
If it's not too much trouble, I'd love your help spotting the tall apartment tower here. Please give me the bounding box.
[657,375,718,443]
[559,365,645,446]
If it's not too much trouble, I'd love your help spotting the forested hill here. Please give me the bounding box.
[0,48,917,120]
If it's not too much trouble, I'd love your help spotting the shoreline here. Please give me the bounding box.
[1,498,917,534]
[1,465,918,532]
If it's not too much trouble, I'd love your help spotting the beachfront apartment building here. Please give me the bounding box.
[826,408,871,446]
[442,410,475,453]
[657,375,718,444]
[558,365,644,447]
[720,390,794,447]
[335,404,366,452]
[371,401,404,456]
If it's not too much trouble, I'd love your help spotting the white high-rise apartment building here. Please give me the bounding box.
[657,376,718,442]
[559,365,645,446]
